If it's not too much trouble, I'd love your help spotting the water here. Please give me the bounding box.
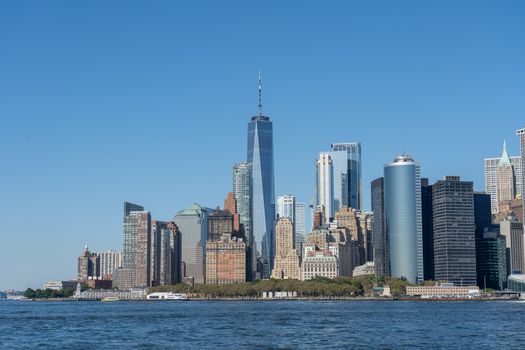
[1,300,524,349]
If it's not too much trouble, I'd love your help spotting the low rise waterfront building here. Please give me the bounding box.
[406,283,480,298]
[353,262,375,277]
[43,280,80,291]
[301,249,338,280]
[74,287,147,300]
[507,274,525,293]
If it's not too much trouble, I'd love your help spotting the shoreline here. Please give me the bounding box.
[7,297,523,302]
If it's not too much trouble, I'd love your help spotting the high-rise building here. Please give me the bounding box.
[315,153,334,225]
[334,207,366,267]
[329,142,362,210]
[247,74,275,277]
[304,228,353,277]
[96,250,122,278]
[150,220,181,286]
[518,127,525,224]
[476,229,507,290]
[207,209,234,242]
[123,202,151,288]
[500,216,525,275]
[277,195,295,222]
[371,177,388,277]
[295,202,306,251]
[224,192,241,233]
[271,218,301,280]
[77,246,99,281]
[384,155,423,284]
[432,176,477,286]
[496,141,516,207]
[174,204,210,284]
[205,237,246,285]
[421,178,434,281]
[485,141,522,214]
[233,162,253,279]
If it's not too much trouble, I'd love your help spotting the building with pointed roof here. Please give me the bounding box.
[496,141,516,211]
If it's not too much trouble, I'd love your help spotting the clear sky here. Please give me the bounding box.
[1,1,524,290]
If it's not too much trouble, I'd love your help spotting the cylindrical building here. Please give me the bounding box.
[384,155,423,284]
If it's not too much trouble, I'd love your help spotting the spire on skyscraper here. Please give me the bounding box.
[258,71,263,116]
[499,140,511,166]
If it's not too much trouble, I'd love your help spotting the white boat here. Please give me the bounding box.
[147,292,188,300]
[101,296,120,302]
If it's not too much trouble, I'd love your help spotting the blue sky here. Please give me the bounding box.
[1,1,524,290]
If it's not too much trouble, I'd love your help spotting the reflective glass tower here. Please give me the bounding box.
[384,155,423,284]
[247,74,275,276]
[330,143,362,210]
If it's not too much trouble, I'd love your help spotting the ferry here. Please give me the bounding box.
[101,296,120,302]
[147,292,188,300]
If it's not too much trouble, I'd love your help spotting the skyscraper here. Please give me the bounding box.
[432,176,477,286]
[384,155,423,284]
[233,161,253,279]
[174,203,210,284]
[315,153,334,225]
[371,177,388,277]
[247,74,275,276]
[150,220,180,286]
[517,127,525,224]
[484,141,522,214]
[295,202,307,250]
[496,141,516,207]
[271,218,300,280]
[421,178,434,281]
[277,195,295,222]
[96,250,122,278]
[123,202,151,288]
[329,142,362,210]
[500,216,525,275]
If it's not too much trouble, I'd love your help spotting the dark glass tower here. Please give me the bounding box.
[247,74,275,277]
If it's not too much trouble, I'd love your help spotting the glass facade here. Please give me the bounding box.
[174,204,209,284]
[432,177,477,286]
[247,116,275,274]
[384,155,423,284]
[330,143,362,211]
[371,177,388,277]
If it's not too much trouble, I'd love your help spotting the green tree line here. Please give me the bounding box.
[23,288,74,299]
[150,276,409,298]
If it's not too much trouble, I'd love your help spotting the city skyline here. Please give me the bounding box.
[1,1,525,290]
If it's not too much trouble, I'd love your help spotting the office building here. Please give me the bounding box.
[207,209,234,242]
[247,74,275,276]
[432,176,477,286]
[295,202,306,250]
[96,250,122,278]
[485,141,522,214]
[371,177,389,277]
[475,230,507,290]
[224,192,241,233]
[174,203,210,284]
[421,178,434,280]
[301,250,338,281]
[329,142,362,210]
[518,127,525,224]
[384,155,423,283]
[233,162,254,279]
[315,153,334,225]
[500,216,525,274]
[150,220,181,286]
[77,246,99,281]
[205,237,246,285]
[271,218,301,280]
[123,202,151,288]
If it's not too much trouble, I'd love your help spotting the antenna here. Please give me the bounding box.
[258,71,263,116]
